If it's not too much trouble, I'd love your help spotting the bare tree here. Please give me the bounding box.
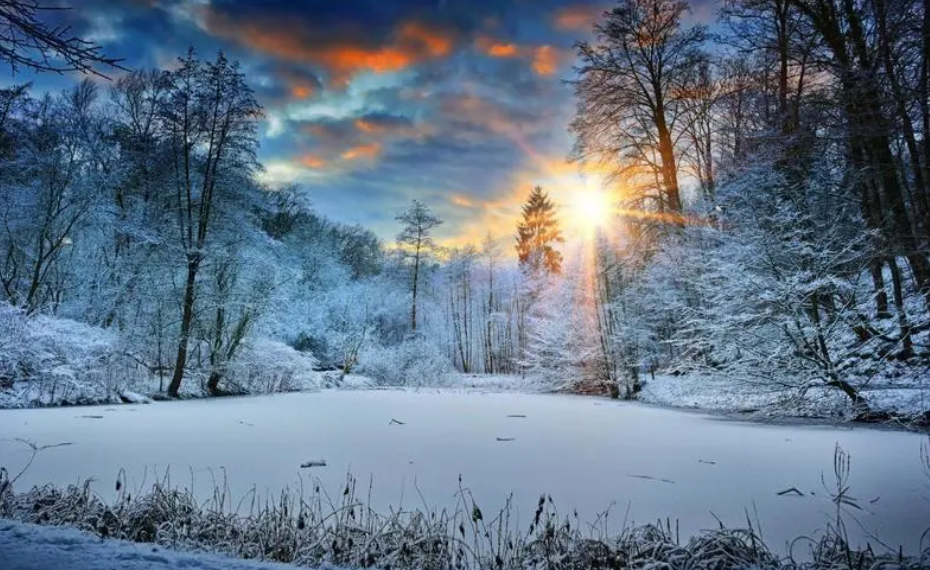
[162,51,263,398]
[395,200,442,333]
[0,0,122,77]
[571,0,707,227]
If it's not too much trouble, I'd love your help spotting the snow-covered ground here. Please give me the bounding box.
[1,390,927,556]
[0,519,345,570]
[640,373,930,417]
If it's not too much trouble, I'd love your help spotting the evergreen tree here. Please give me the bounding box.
[515,186,563,275]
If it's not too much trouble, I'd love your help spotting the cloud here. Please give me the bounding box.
[341,142,382,161]
[254,64,324,105]
[201,8,455,85]
[354,112,426,138]
[531,46,559,76]
[300,153,326,169]
[553,4,603,31]
[450,194,476,208]
[475,35,520,58]
[474,35,567,76]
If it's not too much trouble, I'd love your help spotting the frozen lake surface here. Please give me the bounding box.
[1,389,928,555]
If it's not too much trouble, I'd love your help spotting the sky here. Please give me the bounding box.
[8,0,711,246]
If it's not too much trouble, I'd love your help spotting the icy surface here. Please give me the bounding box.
[0,519,345,570]
[1,390,928,554]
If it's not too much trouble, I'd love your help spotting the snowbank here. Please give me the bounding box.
[640,372,930,420]
[0,519,343,570]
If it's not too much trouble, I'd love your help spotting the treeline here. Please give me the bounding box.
[0,52,541,401]
[559,0,930,409]
[0,54,387,397]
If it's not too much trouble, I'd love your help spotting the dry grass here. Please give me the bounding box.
[1,442,928,569]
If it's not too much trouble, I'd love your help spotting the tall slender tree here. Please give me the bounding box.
[162,51,263,398]
[396,200,442,332]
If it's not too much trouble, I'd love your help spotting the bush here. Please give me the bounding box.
[224,339,322,394]
[0,303,138,407]
[357,338,455,387]
[0,302,325,407]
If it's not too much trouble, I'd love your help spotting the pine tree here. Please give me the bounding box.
[515,186,563,275]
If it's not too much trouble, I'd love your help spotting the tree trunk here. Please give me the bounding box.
[167,259,198,398]
[655,112,683,217]
[870,260,890,318]
[411,240,420,332]
[889,257,914,357]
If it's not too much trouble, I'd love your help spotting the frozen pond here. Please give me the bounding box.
[1,390,928,555]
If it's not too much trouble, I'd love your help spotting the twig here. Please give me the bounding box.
[627,473,675,484]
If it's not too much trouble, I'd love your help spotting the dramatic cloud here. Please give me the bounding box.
[201,8,455,85]
[20,0,613,245]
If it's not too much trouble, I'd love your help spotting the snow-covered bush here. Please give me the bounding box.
[0,301,326,407]
[0,303,142,407]
[357,338,455,387]
[0,304,29,388]
[223,339,322,394]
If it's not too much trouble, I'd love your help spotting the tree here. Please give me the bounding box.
[395,199,442,332]
[571,0,707,230]
[161,51,263,398]
[515,186,563,275]
[0,0,122,76]
[0,82,102,314]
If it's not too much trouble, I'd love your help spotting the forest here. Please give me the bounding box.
[2,2,930,569]
[0,0,927,424]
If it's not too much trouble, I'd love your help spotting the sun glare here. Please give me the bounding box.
[570,188,612,231]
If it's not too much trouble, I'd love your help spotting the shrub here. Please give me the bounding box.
[357,338,455,387]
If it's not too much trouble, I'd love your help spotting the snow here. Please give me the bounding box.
[0,519,345,570]
[1,390,928,556]
[641,373,930,417]
[118,391,152,405]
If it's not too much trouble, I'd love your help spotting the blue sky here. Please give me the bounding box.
[8,0,713,245]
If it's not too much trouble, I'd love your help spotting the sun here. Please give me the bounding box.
[570,188,612,231]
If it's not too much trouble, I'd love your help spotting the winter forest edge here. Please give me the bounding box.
[1,0,930,568]
[1,0,929,423]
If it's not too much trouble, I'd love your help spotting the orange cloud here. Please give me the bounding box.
[475,35,522,58]
[202,10,454,84]
[341,142,382,161]
[532,45,559,75]
[397,22,452,58]
[450,194,475,208]
[488,43,519,57]
[291,85,314,99]
[355,118,386,135]
[300,154,326,169]
[474,36,565,75]
[553,5,601,31]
